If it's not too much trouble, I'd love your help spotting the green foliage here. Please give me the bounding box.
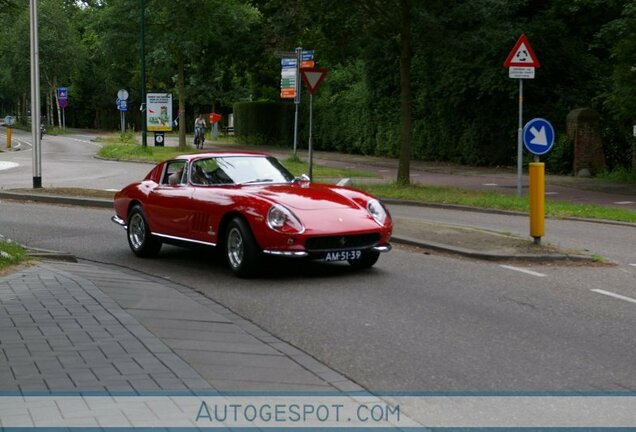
[597,167,636,183]
[2,0,636,173]
[0,240,28,271]
[233,101,295,146]
[546,135,574,175]
[359,183,636,223]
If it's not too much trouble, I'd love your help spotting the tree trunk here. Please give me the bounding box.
[178,56,186,149]
[396,0,413,186]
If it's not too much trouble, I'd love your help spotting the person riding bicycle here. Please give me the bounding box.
[194,114,207,149]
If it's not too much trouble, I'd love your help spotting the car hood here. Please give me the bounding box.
[244,184,363,211]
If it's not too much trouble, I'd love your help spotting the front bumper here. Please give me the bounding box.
[262,243,392,258]
[111,215,127,229]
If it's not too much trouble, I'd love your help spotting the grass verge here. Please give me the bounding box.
[359,183,636,224]
[97,141,377,178]
[0,240,29,275]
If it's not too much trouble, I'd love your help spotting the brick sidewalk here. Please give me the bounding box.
[0,261,363,394]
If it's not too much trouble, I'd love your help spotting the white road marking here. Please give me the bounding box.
[103,189,119,192]
[69,137,101,146]
[482,183,498,186]
[0,161,19,171]
[591,289,636,305]
[629,264,636,267]
[614,201,634,205]
[545,192,559,195]
[499,265,546,277]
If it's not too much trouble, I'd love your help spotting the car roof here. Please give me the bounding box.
[172,151,270,162]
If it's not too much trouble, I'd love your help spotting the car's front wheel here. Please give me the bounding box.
[225,217,261,277]
[348,250,380,269]
[127,205,162,258]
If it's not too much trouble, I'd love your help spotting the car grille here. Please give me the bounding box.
[305,233,381,252]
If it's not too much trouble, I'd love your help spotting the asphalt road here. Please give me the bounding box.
[1,200,636,392]
[0,128,150,189]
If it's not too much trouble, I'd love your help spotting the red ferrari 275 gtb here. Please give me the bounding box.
[112,152,392,277]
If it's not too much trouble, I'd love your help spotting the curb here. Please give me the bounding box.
[25,246,77,263]
[391,235,598,263]
[0,191,112,208]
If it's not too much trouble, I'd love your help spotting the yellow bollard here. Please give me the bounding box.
[529,162,545,244]
[6,127,11,149]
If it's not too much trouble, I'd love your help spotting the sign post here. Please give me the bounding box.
[279,48,314,157]
[146,93,172,147]
[523,118,555,245]
[209,113,222,139]
[57,87,69,130]
[4,116,15,149]
[504,34,540,196]
[117,89,129,134]
[300,67,328,180]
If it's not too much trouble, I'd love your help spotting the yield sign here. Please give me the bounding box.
[300,68,328,95]
[504,34,540,68]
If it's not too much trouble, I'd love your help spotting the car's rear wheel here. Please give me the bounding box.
[127,205,162,257]
[348,250,380,269]
[225,217,260,277]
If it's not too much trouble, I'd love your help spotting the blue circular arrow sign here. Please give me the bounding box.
[523,118,555,156]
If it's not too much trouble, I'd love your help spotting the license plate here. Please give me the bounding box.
[324,250,362,262]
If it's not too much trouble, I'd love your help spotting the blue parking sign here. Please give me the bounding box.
[523,118,555,156]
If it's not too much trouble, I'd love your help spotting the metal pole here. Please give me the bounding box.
[292,46,302,157]
[308,93,313,181]
[140,0,147,147]
[30,0,42,188]
[516,79,523,196]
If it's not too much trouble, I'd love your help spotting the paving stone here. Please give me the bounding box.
[206,379,334,392]
[147,327,261,344]
[194,363,327,386]
[90,365,122,380]
[44,376,78,391]
[11,363,40,378]
[162,338,280,356]
[126,308,231,324]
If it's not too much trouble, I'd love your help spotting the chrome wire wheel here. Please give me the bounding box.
[128,213,145,251]
[227,227,244,269]
[225,217,260,277]
[126,205,161,258]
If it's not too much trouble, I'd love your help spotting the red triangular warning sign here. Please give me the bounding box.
[504,34,540,68]
[300,68,329,95]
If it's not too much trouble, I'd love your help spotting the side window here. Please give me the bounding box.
[191,158,233,185]
[162,161,187,185]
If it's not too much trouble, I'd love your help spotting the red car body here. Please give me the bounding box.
[112,151,392,276]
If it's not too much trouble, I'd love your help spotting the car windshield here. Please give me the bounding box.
[190,156,295,186]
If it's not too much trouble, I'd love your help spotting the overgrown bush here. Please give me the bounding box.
[233,101,295,146]
[546,135,574,175]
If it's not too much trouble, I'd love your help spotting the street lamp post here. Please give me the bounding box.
[30,0,42,188]
[140,0,147,147]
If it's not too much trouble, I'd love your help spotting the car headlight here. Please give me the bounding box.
[367,199,388,226]
[267,204,305,234]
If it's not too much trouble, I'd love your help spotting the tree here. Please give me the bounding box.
[143,0,259,148]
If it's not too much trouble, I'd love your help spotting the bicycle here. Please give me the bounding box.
[194,127,205,149]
